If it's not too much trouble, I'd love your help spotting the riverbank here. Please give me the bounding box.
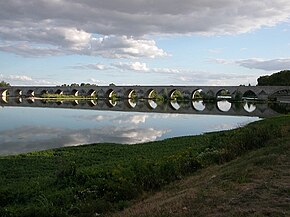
[0,115,289,217]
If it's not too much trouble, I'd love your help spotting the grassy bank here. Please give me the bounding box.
[112,126,290,217]
[0,116,290,217]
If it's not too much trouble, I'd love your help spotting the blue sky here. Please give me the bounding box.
[0,0,290,86]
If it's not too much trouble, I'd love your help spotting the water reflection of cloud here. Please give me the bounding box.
[75,114,149,125]
[75,113,182,123]
[0,125,168,156]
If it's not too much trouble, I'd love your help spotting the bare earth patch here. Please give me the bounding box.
[109,137,290,217]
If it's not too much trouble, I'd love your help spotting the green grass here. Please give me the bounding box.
[0,115,289,217]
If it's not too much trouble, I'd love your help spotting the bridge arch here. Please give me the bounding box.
[40,90,48,96]
[192,100,205,111]
[216,88,231,99]
[71,89,79,96]
[87,100,97,107]
[242,90,258,100]
[106,89,118,99]
[0,89,9,97]
[126,89,138,99]
[146,99,158,109]
[170,99,181,110]
[27,98,35,104]
[26,90,35,97]
[55,89,63,95]
[217,100,232,112]
[268,88,290,100]
[192,89,203,100]
[71,100,79,106]
[147,89,157,99]
[14,97,22,104]
[169,89,183,100]
[87,89,97,97]
[14,89,22,96]
[243,101,256,113]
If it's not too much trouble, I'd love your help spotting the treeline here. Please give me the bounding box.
[257,70,290,86]
[0,81,10,87]
[60,83,97,87]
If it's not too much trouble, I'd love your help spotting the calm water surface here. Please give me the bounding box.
[0,101,261,155]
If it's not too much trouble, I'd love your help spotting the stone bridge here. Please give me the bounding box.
[0,96,284,118]
[0,85,290,100]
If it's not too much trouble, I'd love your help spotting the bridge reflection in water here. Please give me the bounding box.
[0,96,288,118]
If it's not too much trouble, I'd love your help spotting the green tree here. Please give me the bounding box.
[257,70,290,86]
[0,81,10,87]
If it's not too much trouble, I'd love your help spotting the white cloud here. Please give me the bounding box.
[210,57,290,71]
[113,62,149,71]
[73,63,108,70]
[89,36,168,58]
[0,74,59,86]
[0,35,168,58]
[1,1,290,57]
[236,58,290,71]
[112,61,181,74]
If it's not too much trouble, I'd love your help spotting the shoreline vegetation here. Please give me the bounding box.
[1,115,290,216]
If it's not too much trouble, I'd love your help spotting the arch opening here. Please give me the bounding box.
[170,89,183,101]
[106,89,118,107]
[55,89,63,95]
[71,100,79,106]
[1,89,9,97]
[71,89,79,97]
[170,100,181,110]
[242,90,258,100]
[27,98,35,104]
[147,89,157,99]
[243,101,256,113]
[192,100,205,111]
[127,98,137,108]
[15,89,22,96]
[14,97,22,104]
[87,100,97,107]
[147,99,158,109]
[192,89,204,100]
[40,90,48,97]
[87,89,97,98]
[217,100,232,112]
[269,88,290,101]
[127,89,137,99]
[27,90,35,97]
[216,89,231,100]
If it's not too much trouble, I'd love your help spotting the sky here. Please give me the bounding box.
[0,0,290,86]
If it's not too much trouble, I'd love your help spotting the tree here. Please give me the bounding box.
[0,81,10,87]
[257,70,290,86]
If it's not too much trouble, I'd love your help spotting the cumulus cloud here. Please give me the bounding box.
[0,34,168,58]
[89,36,168,58]
[112,61,181,74]
[236,58,290,71]
[0,0,290,57]
[211,57,290,71]
[113,62,149,71]
[0,74,59,86]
